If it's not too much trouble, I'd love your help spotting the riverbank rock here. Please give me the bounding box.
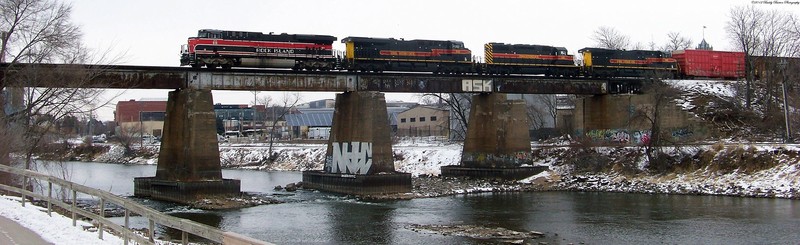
[188,194,282,210]
[407,224,545,242]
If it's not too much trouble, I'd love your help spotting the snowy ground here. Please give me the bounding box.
[0,195,125,245]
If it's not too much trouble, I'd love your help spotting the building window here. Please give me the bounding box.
[410,118,416,122]
[420,117,426,122]
[431,116,437,121]
[401,118,406,123]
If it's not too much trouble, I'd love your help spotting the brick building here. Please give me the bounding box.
[114,99,168,137]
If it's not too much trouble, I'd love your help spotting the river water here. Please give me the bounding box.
[37,162,800,244]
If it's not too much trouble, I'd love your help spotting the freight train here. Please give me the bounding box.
[180,29,745,79]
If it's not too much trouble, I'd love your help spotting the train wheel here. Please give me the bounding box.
[221,64,232,69]
[191,64,201,69]
[206,64,217,69]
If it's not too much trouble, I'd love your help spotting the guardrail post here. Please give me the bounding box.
[71,189,77,226]
[124,208,129,245]
[182,231,188,245]
[98,198,104,240]
[47,181,52,216]
[148,219,155,243]
[21,176,26,207]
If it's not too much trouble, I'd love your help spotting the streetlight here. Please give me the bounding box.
[779,59,792,143]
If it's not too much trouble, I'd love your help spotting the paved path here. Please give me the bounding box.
[0,215,52,245]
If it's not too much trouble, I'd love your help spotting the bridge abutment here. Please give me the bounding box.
[442,93,546,179]
[302,91,411,195]
[134,89,240,204]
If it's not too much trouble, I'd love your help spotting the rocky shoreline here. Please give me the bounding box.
[281,172,798,202]
[555,173,799,200]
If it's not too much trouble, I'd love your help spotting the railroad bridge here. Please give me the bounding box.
[1,64,642,202]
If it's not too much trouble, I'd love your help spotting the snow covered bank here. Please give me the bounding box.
[0,195,125,245]
[534,144,800,199]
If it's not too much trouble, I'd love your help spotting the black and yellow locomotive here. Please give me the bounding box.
[578,48,677,78]
[341,37,473,73]
[483,43,578,76]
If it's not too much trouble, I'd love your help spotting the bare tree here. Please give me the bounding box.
[1,0,85,173]
[726,5,798,138]
[538,95,558,129]
[526,103,546,131]
[1,0,121,192]
[786,16,800,57]
[265,92,300,162]
[648,40,658,51]
[663,32,693,51]
[757,10,793,57]
[727,5,766,109]
[115,123,142,156]
[421,93,472,141]
[629,76,681,171]
[257,94,273,141]
[631,42,645,50]
[592,26,631,50]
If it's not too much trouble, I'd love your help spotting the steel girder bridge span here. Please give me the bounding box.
[1,63,634,200]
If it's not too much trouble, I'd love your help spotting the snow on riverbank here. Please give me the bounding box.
[0,195,125,245]
[541,144,800,199]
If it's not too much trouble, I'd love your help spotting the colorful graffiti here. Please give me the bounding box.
[584,129,651,145]
[581,128,694,145]
[326,142,373,174]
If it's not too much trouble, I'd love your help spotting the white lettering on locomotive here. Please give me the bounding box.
[255,48,295,54]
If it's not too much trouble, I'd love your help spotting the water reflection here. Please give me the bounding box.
[325,200,396,245]
[456,193,533,232]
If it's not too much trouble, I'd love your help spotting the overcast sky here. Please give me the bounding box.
[65,0,796,120]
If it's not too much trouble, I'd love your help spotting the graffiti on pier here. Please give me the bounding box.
[671,128,694,139]
[582,128,695,145]
[326,142,373,174]
[584,129,651,145]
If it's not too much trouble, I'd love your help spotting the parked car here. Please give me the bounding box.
[141,134,159,144]
[217,134,228,143]
[224,131,243,138]
[91,134,107,143]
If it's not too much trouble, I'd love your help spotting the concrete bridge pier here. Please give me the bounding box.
[303,91,411,195]
[442,93,546,180]
[134,89,240,204]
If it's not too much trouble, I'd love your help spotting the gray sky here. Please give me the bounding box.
[66,0,796,120]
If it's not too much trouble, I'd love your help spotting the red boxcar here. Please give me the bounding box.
[672,49,745,79]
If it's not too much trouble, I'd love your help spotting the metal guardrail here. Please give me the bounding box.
[0,164,272,245]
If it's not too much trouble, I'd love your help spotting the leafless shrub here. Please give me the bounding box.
[591,26,631,50]
[663,32,693,51]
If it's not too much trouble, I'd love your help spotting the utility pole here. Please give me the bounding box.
[0,31,6,62]
[1,31,7,119]
[780,59,792,143]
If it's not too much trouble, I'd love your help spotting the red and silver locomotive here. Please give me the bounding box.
[180,29,338,70]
